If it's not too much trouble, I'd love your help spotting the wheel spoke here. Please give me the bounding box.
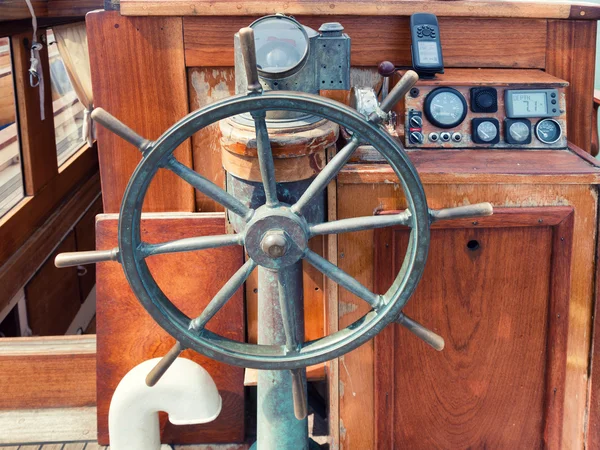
[91,108,152,152]
[277,269,308,420]
[252,112,279,207]
[276,269,303,351]
[430,202,493,222]
[55,248,120,268]
[140,233,243,258]
[189,259,257,331]
[396,313,445,351]
[309,211,411,237]
[291,137,360,216]
[165,157,253,221]
[304,249,381,308]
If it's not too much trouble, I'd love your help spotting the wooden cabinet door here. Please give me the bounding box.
[374,207,573,449]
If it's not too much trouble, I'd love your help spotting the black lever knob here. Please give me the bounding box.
[378,61,396,78]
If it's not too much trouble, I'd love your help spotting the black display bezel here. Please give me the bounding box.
[424,87,468,129]
[504,118,532,145]
[472,118,500,144]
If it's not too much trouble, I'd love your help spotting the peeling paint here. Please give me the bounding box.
[339,301,358,317]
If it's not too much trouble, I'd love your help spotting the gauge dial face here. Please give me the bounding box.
[424,88,467,128]
[476,121,498,142]
[508,121,530,143]
[535,119,562,144]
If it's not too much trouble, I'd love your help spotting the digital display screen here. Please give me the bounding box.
[510,92,548,116]
[417,41,439,65]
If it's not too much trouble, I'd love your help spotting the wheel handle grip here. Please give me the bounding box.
[55,248,119,268]
[378,70,419,115]
[291,368,308,420]
[430,202,493,222]
[396,313,445,351]
[239,27,262,95]
[145,341,184,387]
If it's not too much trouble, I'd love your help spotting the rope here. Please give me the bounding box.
[24,0,45,121]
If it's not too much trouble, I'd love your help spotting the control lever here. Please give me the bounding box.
[369,70,419,125]
[378,60,396,101]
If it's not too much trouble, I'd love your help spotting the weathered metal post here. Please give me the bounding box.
[222,16,349,449]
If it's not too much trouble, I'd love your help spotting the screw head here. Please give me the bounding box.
[261,230,288,259]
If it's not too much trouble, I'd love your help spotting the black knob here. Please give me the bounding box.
[470,87,498,113]
[476,92,494,109]
[378,61,396,78]
[410,131,423,144]
[409,115,422,128]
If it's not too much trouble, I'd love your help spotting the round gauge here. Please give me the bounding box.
[250,15,309,77]
[535,119,562,144]
[508,121,530,143]
[424,87,468,129]
[476,120,498,142]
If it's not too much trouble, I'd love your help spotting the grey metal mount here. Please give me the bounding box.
[54,26,493,443]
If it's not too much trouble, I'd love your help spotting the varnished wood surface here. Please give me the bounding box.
[0,171,100,313]
[411,68,568,87]
[375,210,571,450]
[188,68,235,213]
[183,16,547,68]
[336,183,597,450]
[87,11,195,213]
[96,213,244,445]
[11,32,58,195]
[119,0,600,20]
[546,20,597,153]
[0,0,101,22]
[373,208,572,448]
[0,336,96,410]
[25,232,81,335]
[339,148,600,185]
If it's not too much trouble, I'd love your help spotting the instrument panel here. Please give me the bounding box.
[403,69,568,149]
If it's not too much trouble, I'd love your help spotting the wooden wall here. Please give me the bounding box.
[86,9,599,448]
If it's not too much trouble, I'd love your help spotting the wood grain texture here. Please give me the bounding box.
[592,89,599,156]
[0,407,96,445]
[188,68,235,213]
[339,148,600,186]
[0,171,100,312]
[336,183,597,450]
[0,336,96,410]
[587,200,600,449]
[25,231,82,335]
[373,208,572,448]
[121,0,589,19]
[74,196,103,301]
[96,213,244,445]
[87,11,194,213]
[11,31,58,195]
[183,17,547,68]
[546,20,597,153]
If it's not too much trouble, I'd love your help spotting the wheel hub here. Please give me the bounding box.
[244,205,309,269]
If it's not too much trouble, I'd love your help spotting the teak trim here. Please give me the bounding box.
[118,0,600,20]
[373,206,574,449]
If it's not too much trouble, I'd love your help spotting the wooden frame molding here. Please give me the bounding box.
[119,0,600,20]
[0,335,96,411]
[0,171,101,313]
[374,206,574,449]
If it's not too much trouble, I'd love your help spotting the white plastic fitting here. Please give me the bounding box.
[108,357,222,450]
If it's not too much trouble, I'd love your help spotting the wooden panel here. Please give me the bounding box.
[188,67,234,213]
[87,11,194,213]
[74,196,103,301]
[336,183,596,450]
[11,32,58,194]
[374,208,572,449]
[0,336,96,410]
[46,0,103,16]
[122,0,594,19]
[546,20,597,152]
[0,406,96,445]
[0,171,100,312]
[96,213,244,445]
[183,17,547,68]
[0,1,47,22]
[25,231,82,335]
[340,147,600,185]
